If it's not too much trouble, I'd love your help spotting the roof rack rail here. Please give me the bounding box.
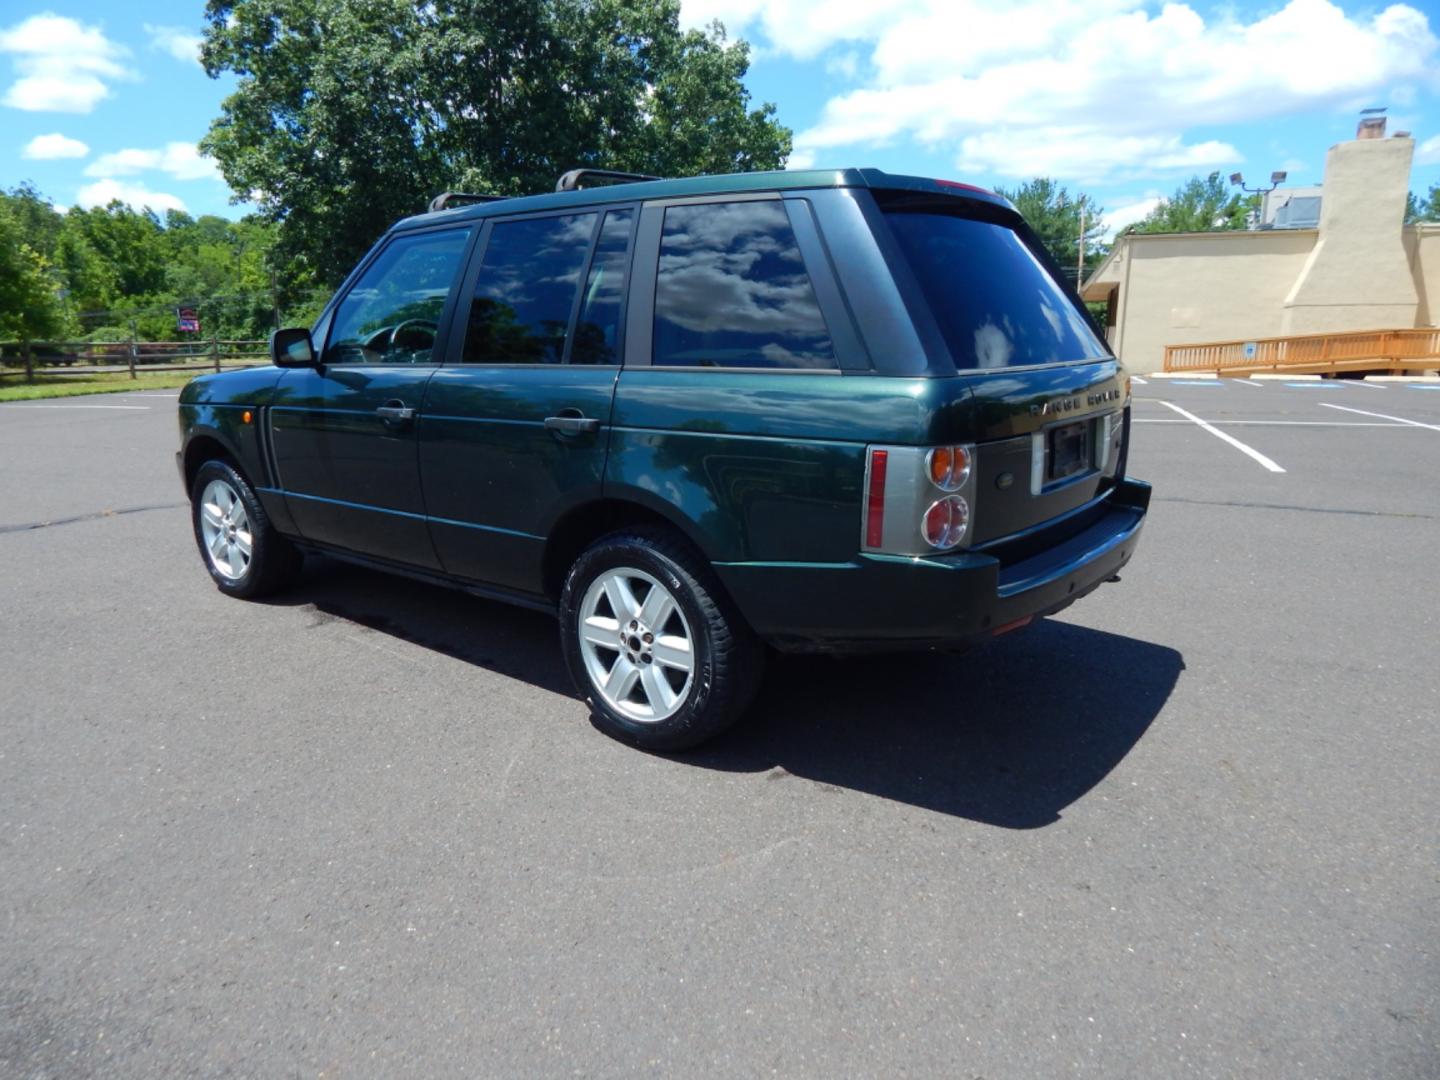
[428,191,507,212]
[555,168,662,193]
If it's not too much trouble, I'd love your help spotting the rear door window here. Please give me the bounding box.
[572,208,633,365]
[883,210,1108,370]
[462,213,597,364]
[652,201,836,370]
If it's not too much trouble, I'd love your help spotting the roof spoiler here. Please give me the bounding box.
[428,191,507,212]
[555,168,662,192]
[856,169,1015,212]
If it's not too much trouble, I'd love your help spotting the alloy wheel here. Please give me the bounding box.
[198,478,253,581]
[578,567,695,722]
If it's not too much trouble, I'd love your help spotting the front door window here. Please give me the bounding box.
[323,228,470,365]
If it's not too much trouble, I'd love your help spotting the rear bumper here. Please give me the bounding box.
[716,478,1150,652]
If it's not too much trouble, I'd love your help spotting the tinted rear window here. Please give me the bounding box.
[653,201,836,370]
[884,211,1107,370]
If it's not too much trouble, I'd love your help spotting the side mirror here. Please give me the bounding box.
[271,327,318,368]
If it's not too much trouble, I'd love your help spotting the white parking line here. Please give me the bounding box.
[1131,376,1148,384]
[1230,379,1264,388]
[1134,419,1412,427]
[1354,381,1387,389]
[1157,400,1286,472]
[1319,403,1440,432]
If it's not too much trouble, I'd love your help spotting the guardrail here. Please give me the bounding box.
[1164,328,1440,375]
[0,339,270,381]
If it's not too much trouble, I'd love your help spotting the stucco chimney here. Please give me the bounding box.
[1280,129,1418,334]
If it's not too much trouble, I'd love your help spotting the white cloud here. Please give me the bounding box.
[957,129,1240,186]
[1417,135,1440,166]
[76,178,187,214]
[681,0,904,60]
[144,23,202,66]
[787,148,817,170]
[0,13,132,113]
[686,0,1438,185]
[824,50,860,81]
[85,142,220,182]
[1102,196,1163,239]
[22,132,89,159]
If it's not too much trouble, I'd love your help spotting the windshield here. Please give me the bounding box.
[884,210,1108,371]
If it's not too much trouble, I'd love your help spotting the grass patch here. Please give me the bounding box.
[0,371,198,401]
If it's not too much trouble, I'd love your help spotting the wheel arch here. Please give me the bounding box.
[541,495,718,601]
[182,430,243,493]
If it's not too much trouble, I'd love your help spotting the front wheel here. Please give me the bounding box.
[190,459,301,599]
[559,529,763,751]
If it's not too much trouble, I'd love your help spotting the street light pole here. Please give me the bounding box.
[1229,170,1288,229]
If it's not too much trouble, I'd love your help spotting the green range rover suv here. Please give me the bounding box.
[177,167,1149,750]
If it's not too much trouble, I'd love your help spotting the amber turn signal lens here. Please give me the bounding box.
[242,410,253,424]
[926,445,971,491]
[927,447,953,487]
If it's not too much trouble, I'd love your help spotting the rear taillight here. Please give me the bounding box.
[862,444,977,556]
[865,449,888,548]
[922,495,969,549]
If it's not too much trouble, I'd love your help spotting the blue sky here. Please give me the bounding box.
[3,0,1439,236]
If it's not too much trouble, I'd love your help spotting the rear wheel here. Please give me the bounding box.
[190,459,301,599]
[559,529,763,750]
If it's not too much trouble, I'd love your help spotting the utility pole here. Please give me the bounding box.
[1077,202,1086,282]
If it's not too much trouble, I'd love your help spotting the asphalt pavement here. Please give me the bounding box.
[1,379,1436,1078]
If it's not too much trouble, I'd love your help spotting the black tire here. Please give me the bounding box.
[559,527,764,751]
[189,458,302,599]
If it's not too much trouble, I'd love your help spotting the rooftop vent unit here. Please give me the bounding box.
[1270,194,1322,230]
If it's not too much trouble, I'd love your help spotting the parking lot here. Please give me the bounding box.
[1,378,1436,1077]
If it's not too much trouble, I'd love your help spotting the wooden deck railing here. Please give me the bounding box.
[1164,328,1440,375]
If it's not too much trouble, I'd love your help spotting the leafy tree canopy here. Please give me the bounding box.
[992,177,1108,279]
[199,0,792,281]
[1407,184,1440,224]
[1132,172,1256,234]
[0,201,67,342]
[0,185,325,343]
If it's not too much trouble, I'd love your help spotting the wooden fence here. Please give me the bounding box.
[1164,328,1440,376]
[0,338,270,381]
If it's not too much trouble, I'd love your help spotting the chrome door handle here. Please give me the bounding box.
[544,414,600,435]
[376,400,415,423]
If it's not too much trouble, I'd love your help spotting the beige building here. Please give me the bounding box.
[1082,120,1440,373]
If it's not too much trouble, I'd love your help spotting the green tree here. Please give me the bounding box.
[0,203,68,345]
[199,0,792,282]
[1133,172,1255,234]
[4,182,64,260]
[993,178,1108,279]
[0,184,320,343]
[1408,184,1440,223]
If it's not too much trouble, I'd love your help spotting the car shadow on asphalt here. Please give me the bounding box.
[692,622,1184,829]
[270,557,1184,830]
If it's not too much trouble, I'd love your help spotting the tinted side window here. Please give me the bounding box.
[571,209,633,365]
[653,201,835,370]
[883,210,1108,370]
[324,228,469,365]
[462,213,596,364]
